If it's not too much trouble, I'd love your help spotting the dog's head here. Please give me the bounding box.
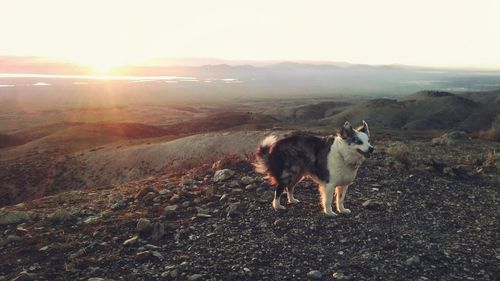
[339,120,374,158]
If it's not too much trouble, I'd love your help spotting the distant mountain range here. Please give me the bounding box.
[2,56,500,97]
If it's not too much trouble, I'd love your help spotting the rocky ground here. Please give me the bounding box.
[0,136,499,281]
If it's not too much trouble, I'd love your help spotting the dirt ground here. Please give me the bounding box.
[0,137,498,281]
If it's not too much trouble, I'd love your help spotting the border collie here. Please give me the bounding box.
[254,121,373,216]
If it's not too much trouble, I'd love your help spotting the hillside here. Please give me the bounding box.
[0,131,274,206]
[313,91,499,131]
[0,136,498,280]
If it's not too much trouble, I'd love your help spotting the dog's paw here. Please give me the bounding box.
[339,208,351,214]
[324,211,337,217]
[288,198,300,204]
[272,200,286,210]
[273,205,286,210]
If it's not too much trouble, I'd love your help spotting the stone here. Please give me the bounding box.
[187,274,204,281]
[213,169,235,182]
[47,209,74,224]
[151,251,164,260]
[0,210,35,225]
[158,189,169,195]
[123,236,139,246]
[362,199,383,209]
[182,178,195,186]
[164,205,179,216]
[307,270,322,280]
[83,216,99,224]
[226,203,241,218]
[170,269,178,278]
[332,272,351,280]
[135,251,152,262]
[181,201,192,208]
[240,176,255,185]
[170,194,180,203]
[87,278,106,281]
[245,184,256,190]
[11,272,35,281]
[406,255,421,267]
[110,200,127,211]
[7,235,22,243]
[152,222,166,241]
[137,218,153,236]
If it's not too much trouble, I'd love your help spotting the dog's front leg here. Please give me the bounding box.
[335,185,351,214]
[320,183,336,217]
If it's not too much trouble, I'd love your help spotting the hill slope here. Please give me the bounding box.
[313,90,499,131]
[0,137,498,280]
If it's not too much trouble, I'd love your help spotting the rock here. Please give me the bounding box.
[123,236,139,246]
[332,272,351,280]
[158,189,169,195]
[108,193,125,204]
[151,251,164,260]
[152,222,166,241]
[0,210,35,225]
[406,255,421,267]
[170,269,178,278]
[227,180,240,188]
[7,235,22,243]
[240,176,255,185]
[135,251,152,262]
[197,213,212,218]
[47,209,75,224]
[110,200,127,211]
[137,218,153,236]
[187,274,203,281]
[226,203,241,218]
[362,199,383,210]
[181,201,192,208]
[170,194,180,203]
[307,270,322,279]
[213,169,235,182]
[87,278,106,281]
[164,205,179,216]
[12,272,35,281]
[182,178,195,186]
[245,184,256,190]
[83,216,99,224]
[143,192,157,202]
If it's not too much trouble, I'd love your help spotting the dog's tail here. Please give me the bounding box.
[253,135,277,178]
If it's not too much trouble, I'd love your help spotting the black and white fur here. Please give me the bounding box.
[254,121,374,216]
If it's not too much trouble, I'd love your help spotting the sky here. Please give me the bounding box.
[1,0,499,69]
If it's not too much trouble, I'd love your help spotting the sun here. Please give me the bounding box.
[70,55,136,76]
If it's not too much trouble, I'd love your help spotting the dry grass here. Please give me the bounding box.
[479,116,500,141]
[386,142,412,168]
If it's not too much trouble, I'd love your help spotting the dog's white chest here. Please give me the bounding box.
[329,161,358,185]
[327,146,361,186]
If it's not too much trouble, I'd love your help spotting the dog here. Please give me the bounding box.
[254,121,373,216]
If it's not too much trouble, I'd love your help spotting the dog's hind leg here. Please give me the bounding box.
[272,183,286,210]
[319,183,336,217]
[335,185,351,214]
[286,175,302,204]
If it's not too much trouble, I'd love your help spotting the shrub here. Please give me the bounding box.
[386,142,411,168]
[479,116,500,141]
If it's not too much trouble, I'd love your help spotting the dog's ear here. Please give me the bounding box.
[340,121,354,139]
[357,120,370,136]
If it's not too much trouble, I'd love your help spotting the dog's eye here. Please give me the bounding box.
[354,139,363,145]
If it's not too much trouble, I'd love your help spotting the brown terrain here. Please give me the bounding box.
[0,85,499,280]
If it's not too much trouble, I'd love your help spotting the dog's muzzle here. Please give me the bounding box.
[357,147,374,158]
